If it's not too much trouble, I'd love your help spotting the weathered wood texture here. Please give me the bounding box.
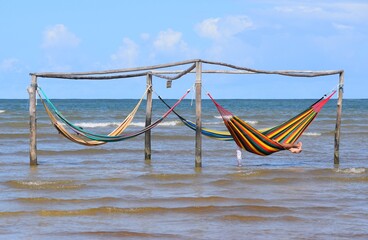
[32,59,200,77]
[31,59,342,79]
[195,61,202,168]
[28,75,38,166]
[334,72,344,165]
[145,74,153,161]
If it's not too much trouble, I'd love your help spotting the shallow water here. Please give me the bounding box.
[0,98,367,239]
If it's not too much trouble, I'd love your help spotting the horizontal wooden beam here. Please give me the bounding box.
[30,59,343,80]
[31,59,199,77]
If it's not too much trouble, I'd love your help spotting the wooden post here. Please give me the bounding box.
[195,61,202,167]
[145,74,153,161]
[28,75,38,166]
[334,71,344,165]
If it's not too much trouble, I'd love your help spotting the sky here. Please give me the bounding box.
[0,0,367,99]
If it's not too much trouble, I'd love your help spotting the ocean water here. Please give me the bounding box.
[0,97,367,239]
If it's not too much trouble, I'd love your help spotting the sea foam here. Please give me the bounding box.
[60,120,185,128]
[336,168,366,174]
[130,120,181,127]
[0,110,5,113]
[73,122,119,128]
[302,132,321,136]
[214,116,258,125]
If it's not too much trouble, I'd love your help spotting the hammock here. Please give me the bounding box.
[207,91,336,156]
[38,87,191,146]
[38,86,148,140]
[158,91,334,142]
[41,100,106,146]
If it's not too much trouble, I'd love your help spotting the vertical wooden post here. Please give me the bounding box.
[334,71,344,165]
[195,61,202,167]
[28,75,38,166]
[145,74,153,161]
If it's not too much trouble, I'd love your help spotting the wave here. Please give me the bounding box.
[203,121,224,125]
[14,196,267,206]
[142,173,198,181]
[0,133,29,139]
[5,180,86,190]
[336,167,366,174]
[302,132,321,136]
[38,148,143,156]
[0,205,293,217]
[69,120,183,128]
[16,197,120,204]
[214,115,258,125]
[71,122,119,128]
[0,110,5,113]
[221,215,268,222]
[68,230,180,239]
[130,120,181,127]
[226,168,367,182]
[221,215,301,222]
[0,133,58,140]
[72,118,259,129]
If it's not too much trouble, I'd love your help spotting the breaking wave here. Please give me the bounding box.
[70,120,183,128]
[130,120,181,127]
[302,132,321,136]
[5,180,86,190]
[336,168,366,174]
[72,122,118,128]
[214,115,258,125]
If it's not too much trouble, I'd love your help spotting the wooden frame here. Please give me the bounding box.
[29,59,344,167]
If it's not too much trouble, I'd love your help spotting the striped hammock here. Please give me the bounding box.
[207,91,336,156]
[37,86,148,145]
[158,91,335,145]
[38,87,191,146]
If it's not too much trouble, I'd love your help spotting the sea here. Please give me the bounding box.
[0,97,367,240]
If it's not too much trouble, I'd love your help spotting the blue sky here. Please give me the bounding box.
[0,0,367,99]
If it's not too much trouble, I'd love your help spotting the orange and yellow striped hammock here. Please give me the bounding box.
[207,91,336,156]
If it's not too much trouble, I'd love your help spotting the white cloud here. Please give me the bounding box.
[275,5,322,14]
[332,22,353,30]
[153,29,184,51]
[42,24,80,48]
[273,2,368,23]
[110,37,139,67]
[196,18,221,39]
[40,24,81,71]
[140,33,150,41]
[0,58,19,72]
[196,15,253,40]
[194,15,254,62]
[330,2,368,23]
